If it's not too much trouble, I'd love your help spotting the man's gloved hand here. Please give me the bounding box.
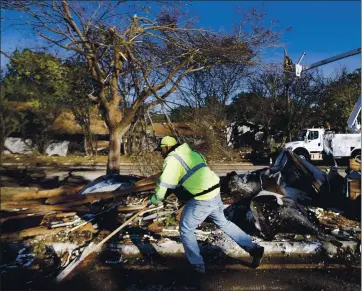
[149,194,163,206]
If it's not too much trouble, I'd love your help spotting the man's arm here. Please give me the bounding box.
[150,156,182,205]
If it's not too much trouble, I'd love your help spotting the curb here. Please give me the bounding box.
[0,162,256,167]
[107,239,360,258]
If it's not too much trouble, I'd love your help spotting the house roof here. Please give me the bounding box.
[8,102,108,135]
[148,122,198,137]
[8,102,199,137]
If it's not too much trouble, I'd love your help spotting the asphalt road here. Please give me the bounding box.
[3,257,360,291]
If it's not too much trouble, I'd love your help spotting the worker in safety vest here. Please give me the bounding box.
[149,136,264,274]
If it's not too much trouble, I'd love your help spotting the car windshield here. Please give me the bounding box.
[297,130,307,141]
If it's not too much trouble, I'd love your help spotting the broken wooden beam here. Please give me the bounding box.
[0,212,55,223]
[11,185,85,201]
[117,205,146,212]
[1,200,43,209]
[0,203,90,214]
[45,182,157,206]
[1,225,68,239]
[133,172,161,187]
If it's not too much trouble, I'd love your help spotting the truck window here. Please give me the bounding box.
[297,130,307,141]
[309,131,319,140]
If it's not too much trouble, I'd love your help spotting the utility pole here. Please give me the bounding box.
[283,49,293,141]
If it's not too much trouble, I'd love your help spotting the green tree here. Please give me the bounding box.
[0,70,26,156]
[3,49,69,153]
[315,68,361,132]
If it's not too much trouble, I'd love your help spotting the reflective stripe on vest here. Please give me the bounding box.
[157,180,178,189]
[169,153,207,186]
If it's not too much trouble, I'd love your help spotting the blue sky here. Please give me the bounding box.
[1,1,361,76]
[186,1,361,76]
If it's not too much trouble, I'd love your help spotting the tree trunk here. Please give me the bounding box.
[126,135,133,155]
[107,128,122,174]
[84,135,93,156]
[82,125,94,156]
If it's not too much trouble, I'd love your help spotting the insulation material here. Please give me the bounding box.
[78,174,140,195]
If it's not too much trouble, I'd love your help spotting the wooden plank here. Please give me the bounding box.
[0,212,54,223]
[44,174,159,205]
[11,185,85,201]
[0,203,90,213]
[1,200,43,208]
[117,205,145,212]
[133,172,161,187]
[0,212,77,224]
[1,225,67,239]
[45,183,156,206]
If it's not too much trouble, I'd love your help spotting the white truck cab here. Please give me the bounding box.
[284,128,325,160]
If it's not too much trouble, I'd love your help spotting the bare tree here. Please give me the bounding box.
[178,64,248,107]
[1,1,282,173]
[231,65,326,144]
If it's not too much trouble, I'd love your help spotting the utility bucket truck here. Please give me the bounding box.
[282,49,362,162]
[284,96,361,161]
[284,128,360,161]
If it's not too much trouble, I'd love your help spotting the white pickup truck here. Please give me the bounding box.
[284,128,361,161]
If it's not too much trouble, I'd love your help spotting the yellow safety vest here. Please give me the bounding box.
[152,143,220,204]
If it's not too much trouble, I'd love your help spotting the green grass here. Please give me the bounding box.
[1,154,132,166]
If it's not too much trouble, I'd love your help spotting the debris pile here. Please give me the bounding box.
[1,149,360,282]
[0,173,159,268]
[222,150,361,241]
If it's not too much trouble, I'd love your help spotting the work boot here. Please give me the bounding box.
[191,263,206,274]
[249,246,264,268]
